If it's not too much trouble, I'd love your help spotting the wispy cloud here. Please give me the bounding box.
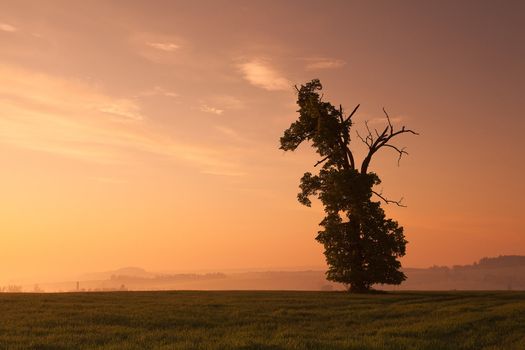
[209,95,244,110]
[0,23,17,32]
[130,33,187,64]
[137,86,179,99]
[197,95,244,116]
[0,64,245,176]
[214,125,252,145]
[98,99,143,121]
[366,116,404,125]
[147,42,180,52]
[215,126,238,137]
[238,60,290,91]
[200,105,224,115]
[305,58,346,70]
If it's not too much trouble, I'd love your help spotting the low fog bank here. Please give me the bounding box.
[16,269,340,293]
[383,255,525,291]
[3,255,525,293]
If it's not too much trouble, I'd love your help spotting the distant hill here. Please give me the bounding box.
[387,255,525,291]
[78,266,153,281]
[475,255,525,268]
[14,255,525,292]
[37,270,339,292]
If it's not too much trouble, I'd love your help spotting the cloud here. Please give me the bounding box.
[0,64,245,176]
[138,86,179,99]
[147,42,180,52]
[209,95,244,110]
[129,33,187,64]
[98,99,143,121]
[214,125,250,144]
[200,105,223,115]
[367,116,404,125]
[196,96,244,116]
[215,126,237,137]
[305,58,346,70]
[238,60,290,91]
[0,23,17,32]
[153,86,179,98]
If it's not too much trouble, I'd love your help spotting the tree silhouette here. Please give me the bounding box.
[280,80,418,292]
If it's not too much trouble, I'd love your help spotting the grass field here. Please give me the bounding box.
[0,291,523,349]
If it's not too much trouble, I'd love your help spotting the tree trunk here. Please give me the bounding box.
[348,214,369,293]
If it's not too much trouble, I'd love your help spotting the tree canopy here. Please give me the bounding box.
[280,79,418,292]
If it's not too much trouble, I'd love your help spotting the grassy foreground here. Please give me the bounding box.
[0,291,523,350]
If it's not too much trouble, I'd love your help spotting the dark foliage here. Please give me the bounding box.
[280,80,417,292]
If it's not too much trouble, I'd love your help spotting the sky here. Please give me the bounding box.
[1,0,524,284]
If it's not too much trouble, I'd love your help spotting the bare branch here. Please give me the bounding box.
[314,154,332,167]
[372,190,406,207]
[364,120,372,138]
[383,107,393,133]
[383,144,408,166]
[355,130,369,147]
[343,104,360,123]
[402,128,419,136]
[360,109,418,174]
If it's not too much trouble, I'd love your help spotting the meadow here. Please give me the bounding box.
[0,291,523,350]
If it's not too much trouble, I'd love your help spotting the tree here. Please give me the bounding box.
[280,79,418,292]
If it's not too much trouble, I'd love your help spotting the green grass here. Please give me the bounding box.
[0,291,523,349]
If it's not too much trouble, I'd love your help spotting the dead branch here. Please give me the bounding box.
[343,104,360,124]
[383,108,393,133]
[355,130,369,146]
[360,108,419,174]
[382,144,408,166]
[314,154,332,167]
[372,190,406,207]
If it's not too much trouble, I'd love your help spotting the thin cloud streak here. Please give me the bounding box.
[209,95,244,110]
[0,64,244,175]
[0,23,17,32]
[147,42,180,52]
[238,60,291,91]
[200,105,224,115]
[138,86,179,98]
[305,58,346,70]
[98,99,144,121]
[366,116,404,125]
[214,125,249,143]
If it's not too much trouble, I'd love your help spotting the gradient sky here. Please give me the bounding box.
[1,0,524,284]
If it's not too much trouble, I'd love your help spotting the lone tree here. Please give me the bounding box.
[280,79,418,292]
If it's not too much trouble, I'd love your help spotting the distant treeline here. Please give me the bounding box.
[394,255,525,291]
[5,255,525,292]
[109,272,227,283]
[0,285,23,293]
[461,255,525,269]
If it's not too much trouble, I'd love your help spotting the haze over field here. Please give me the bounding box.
[1,1,524,285]
[4,255,524,293]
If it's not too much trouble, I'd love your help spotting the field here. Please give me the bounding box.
[0,291,523,350]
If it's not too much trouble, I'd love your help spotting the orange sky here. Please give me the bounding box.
[1,1,524,284]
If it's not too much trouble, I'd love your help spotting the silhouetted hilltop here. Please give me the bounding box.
[78,266,153,281]
[391,255,525,291]
[475,255,525,268]
[9,255,525,292]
